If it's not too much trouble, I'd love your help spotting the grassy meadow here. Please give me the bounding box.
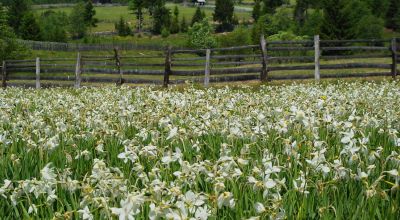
[34,3,253,33]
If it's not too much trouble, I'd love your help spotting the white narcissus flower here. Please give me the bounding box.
[111,193,145,220]
[28,204,38,215]
[254,202,266,214]
[386,169,399,177]
[167,127,178,140]
[40,163,57,183]
[217,192,235,209]
[194,206,210,220]
[78,206,93,220]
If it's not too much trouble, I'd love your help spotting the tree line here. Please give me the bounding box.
[250,0,400,42]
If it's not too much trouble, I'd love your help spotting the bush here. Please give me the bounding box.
[267,31,310,57]
[39,11,68,42]
[217,26,252,55]
[161,27,170,38]
[187,19,217,49]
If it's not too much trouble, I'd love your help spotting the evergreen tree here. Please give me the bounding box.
[19,12,41,40]
[128,0,145,33]
[83,0,98,27]
[170,6,180,34]
[321,0,383,40]
[69,2,88,39]
[213,0,235,32]
[252,0,261,21]
[7,0,30,36]
[180,16,188,32]
[115,16,132,36]
[294,0,308,26]
[152,0,170,34]
[262,0,284,14]
[191,7,205,26]
[386,0,400,31]
[367,0,389,19]
[0,4,27,61]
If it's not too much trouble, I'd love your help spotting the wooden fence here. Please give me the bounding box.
[2,36,399,88]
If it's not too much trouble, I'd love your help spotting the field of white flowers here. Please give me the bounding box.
[0,81,400,219]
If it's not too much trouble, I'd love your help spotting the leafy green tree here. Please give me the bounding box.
[128,0,145,33]
[252,0,261,22]
[266,6,294,35]
[0,4,28,61]
[297,9,323,36]
[386,0,400,31]
[39,11,68,42]
[191,7,205,26]
[69,2,88,39]
[170,6,180,34]
[7,0,30,35]
[251,14,267,44]
[213,0,235,32]
[83,0,98,27]
[19,12,41,40]
[187,19,217,49]
[152,0,170,34]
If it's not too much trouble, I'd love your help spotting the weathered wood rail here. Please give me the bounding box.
[2,36,399,88]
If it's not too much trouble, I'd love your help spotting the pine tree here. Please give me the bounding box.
[367,0,389,18]
[0,4,27,61]
[7,0,30,36]
[294,0,308,26]
[19,12,41,40]
[213,0,235,32]
[191,7,205,26]
[115,16,132,36]
[152,0,171,34]
[252,0,261,22]
[170,6,180,34]
[262,0,284,14]
[321,0,382,40]
[180,16,188,32]
[386,0,400,31]
[69,2,88,39]
[83,0,98,27]
[129,0,145,33]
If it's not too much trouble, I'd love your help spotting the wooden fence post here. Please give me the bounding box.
[114,48,123,85]
[314,35,321,81]
[260,35,268,82]
[36,57,40,89]
[1,61,6,89]
[163,46,172,88]
[75,52,82,88]
[204,49,211,87]
[391,38,397,79]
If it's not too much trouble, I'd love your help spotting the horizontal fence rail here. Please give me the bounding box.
[2,36,399,89]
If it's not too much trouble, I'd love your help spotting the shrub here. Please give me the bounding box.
[187,19,217,49]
